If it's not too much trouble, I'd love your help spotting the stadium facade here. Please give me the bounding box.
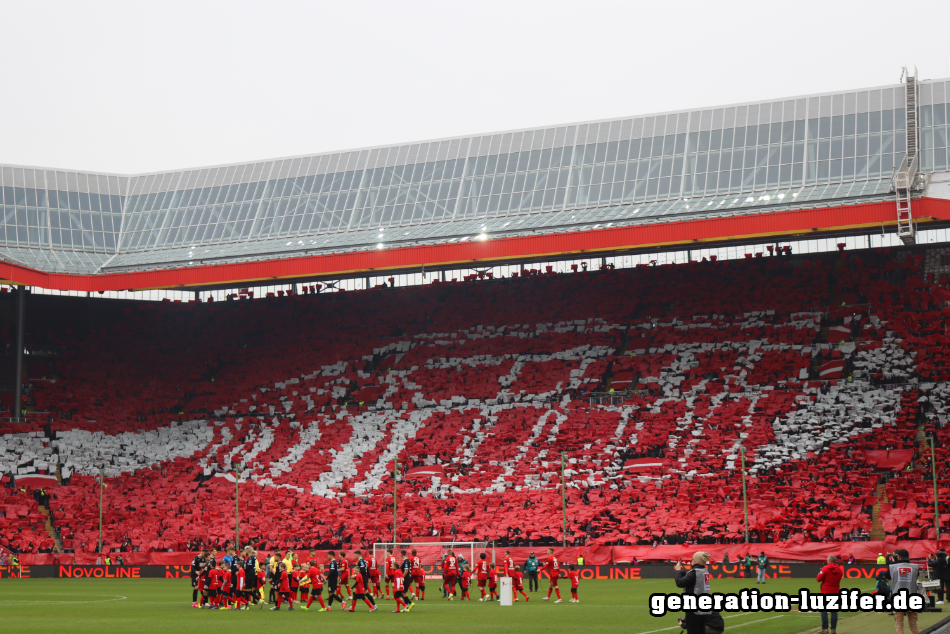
[1,71,949,292]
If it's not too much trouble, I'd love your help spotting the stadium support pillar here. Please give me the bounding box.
[740,446,749,543]
[98,468,104,554]
[365,276,370,290]
[12,286,27,421]
[930,436,940,539]
[561,451,568,548]
[194,290,199,302]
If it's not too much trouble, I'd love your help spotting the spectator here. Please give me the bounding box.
[817,555,843,634]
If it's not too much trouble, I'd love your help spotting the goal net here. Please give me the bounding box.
[372,542,491,570]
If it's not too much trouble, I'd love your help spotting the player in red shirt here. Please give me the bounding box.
[410,549,426,600]
[543,548,562,603]
[512,565,530,601]
[234,562,248,610]
[385,549,398,599]
[460,565,472,600]
[566,564,580,603]
[475,552,490,600]
[441,549,459,600]
[503,550,515,576]
[339,551,352,601]
[347,570,378,612]
[219,562,232,609]
[391,573,415,613]
[366,552,382,598]
[503,550,518,602]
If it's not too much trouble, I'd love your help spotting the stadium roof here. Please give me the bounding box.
[2,76,950,291]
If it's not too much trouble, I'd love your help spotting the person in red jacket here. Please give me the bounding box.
[816,554,843,634]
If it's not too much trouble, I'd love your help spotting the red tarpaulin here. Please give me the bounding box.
[863,449,915,470]
[827,326,852,344]
[15,474,59,488]
[403,465,445,479]
[820,360,846,379]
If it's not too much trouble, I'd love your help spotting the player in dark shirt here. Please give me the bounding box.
[243,548,259,604]
[326,551,342,609]
[355,550,370,588]
[191,550,206,606]
[200,551,217,608]
[400,549,412,586]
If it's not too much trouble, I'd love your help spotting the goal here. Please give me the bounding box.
[372,541,492,569]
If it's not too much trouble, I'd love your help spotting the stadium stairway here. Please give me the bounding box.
[38,506,63,552]
[870,483,887,541]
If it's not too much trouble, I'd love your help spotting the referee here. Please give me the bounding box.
[525,552,540,592]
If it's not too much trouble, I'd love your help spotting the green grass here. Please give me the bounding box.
[0,577,879,634]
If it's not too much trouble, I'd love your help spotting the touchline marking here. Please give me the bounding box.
[0,594,127,606]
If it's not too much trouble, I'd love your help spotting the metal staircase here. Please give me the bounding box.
[894,67,919,245]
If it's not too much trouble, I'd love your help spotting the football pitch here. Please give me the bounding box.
[0,577,936,634]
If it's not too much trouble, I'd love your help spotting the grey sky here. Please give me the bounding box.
[1,0,948,174]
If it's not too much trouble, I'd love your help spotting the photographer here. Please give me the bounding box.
[674,552,724,634]
[884,548,921,634]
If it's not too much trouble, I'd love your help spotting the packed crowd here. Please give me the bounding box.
[2,244,950,557]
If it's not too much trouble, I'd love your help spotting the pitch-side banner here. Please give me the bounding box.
[1,563,892,580]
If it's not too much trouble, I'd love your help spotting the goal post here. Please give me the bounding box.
[372,541,490,571]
